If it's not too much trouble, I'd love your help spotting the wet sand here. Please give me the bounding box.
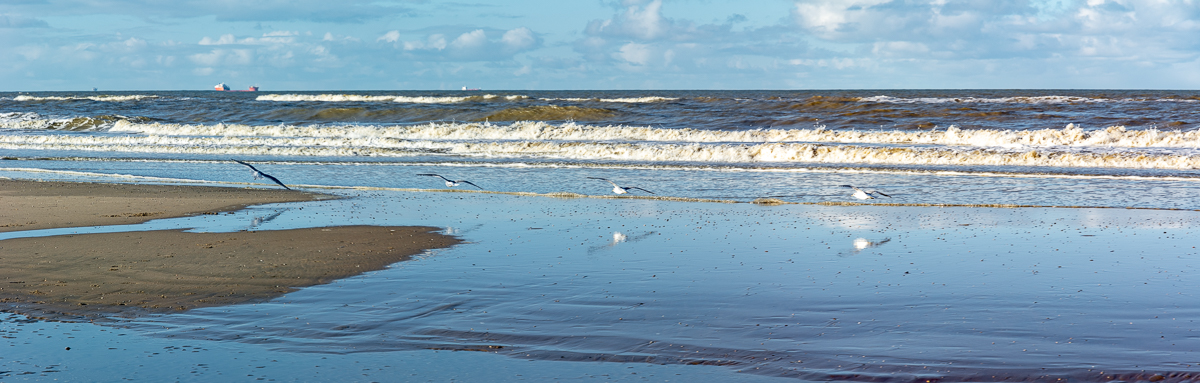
[0,180,461,318]
[0,179,327,232]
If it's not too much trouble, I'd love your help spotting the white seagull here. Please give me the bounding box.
[232,159,290,190]
[840,185,890,200]
[417,173,483,189]
[587,177,654,195]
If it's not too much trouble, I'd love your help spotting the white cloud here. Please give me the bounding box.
[450,30,488,51]
[501,27,535,50]
[585,0,676,41]
[323,32,360,42]
[790,0,1200,61]
[402,34,447,51]
[199,34,236,45]
[189,47,259,66]
[377,30,400,43]
[123,37,147,48]
[390,27,540,61]
[4,0,1200,90]
[576,0,810,75]
[616,42,654,66]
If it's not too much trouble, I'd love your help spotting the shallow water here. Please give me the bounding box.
[4,89,1200,381]
[6,158,1200,211]
[4,188,1197,381]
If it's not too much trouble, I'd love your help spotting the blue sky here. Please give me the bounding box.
[2,0,1198,90]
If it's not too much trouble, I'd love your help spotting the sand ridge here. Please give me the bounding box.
[0,179,327,232]
[0,179,461,319]
[0,226,460,318]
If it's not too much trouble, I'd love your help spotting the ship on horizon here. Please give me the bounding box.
[215,83,258,91]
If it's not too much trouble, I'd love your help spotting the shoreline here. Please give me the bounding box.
[0,179,461,319]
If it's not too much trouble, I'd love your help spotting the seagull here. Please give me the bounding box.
[587,177,654,195]
[232,159,290,190]
[417,173,482,189]
[840,185,889,200]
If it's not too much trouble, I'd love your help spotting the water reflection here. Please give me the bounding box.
[245,209,287,230]
[123,193,1200,382]
[587,230,657,254]
[443,224,484,236]
[840,237,891,257]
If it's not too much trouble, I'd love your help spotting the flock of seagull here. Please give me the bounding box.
[233,159,892,200]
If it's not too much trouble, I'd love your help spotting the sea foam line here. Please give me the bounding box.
[255,94,528,103]
[538,96,678,103]
[6,134,1200,170]
[108,120,1200,149]
[858,95,1200,104]
[12,95,159,102]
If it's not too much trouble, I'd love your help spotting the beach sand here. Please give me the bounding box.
[0,179,326,232]
[0,180,461,318]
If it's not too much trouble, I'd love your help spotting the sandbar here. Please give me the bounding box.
[1,179,326,232]
[0,180,461,318]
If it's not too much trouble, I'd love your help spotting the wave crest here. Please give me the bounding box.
[12,95,159,102]
[108,121,1200,149]
[540,96,677,103]
[256,94,528,103]
[6,130,1200,170]
[2,115,149,131]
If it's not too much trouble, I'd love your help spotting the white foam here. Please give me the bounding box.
[540,97,678,103]
[108,121,1200,149]
[5,131,1200,170]
[12,95,159,102]
[858,95,1200,104]
[256,94,528,103]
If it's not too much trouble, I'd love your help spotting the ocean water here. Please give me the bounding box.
[3,89,1200,208]
[3,90,1200,381]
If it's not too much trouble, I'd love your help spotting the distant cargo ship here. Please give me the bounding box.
[461,86,481,91]
[215,83,258,91]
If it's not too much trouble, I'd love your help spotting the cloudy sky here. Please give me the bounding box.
[2,0,1198,90]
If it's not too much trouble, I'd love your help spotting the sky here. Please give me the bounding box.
[2,0,1199,91]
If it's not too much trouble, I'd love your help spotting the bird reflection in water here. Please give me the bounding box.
[443,224,484,235]
[246,209,287,230]
[588,231,657,254]
[840,237,892,257]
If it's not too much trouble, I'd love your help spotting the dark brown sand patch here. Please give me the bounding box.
[0,226,460,318]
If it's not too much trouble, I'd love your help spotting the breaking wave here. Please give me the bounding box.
[107,120,1200,149]
[540,96,679,103]
[255,94,674,104]
[858,95,1200,104]
[12,95,159,102]
[6,129,1200,170]
[256,94,529,103]
[1,114,149,131]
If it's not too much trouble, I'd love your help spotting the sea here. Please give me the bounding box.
[2,90,1199,382]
